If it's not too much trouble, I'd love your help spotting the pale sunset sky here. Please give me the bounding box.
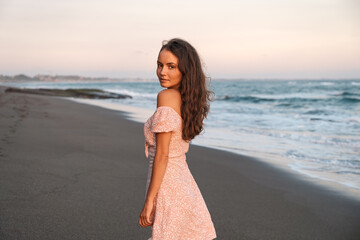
[0,0,359,79]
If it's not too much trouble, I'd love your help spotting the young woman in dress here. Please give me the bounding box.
[139,38,216,239]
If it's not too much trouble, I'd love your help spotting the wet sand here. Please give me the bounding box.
[0,86,359,240]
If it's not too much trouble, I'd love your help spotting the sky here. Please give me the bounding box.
[0,0,359,79]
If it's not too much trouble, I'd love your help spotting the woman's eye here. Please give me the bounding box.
[169,65,175,69]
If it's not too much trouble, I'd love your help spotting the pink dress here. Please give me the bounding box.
[144,106,217,240]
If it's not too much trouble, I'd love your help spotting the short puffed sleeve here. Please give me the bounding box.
[151,106,181,133]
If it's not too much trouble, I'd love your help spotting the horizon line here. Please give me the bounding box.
[1,73,359,81]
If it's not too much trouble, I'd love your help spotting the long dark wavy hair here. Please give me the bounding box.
[160,38,213,142]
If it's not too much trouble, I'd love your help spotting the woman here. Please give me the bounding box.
[139,38,217,240]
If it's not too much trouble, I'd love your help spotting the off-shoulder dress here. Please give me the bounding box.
[144,106,217,240]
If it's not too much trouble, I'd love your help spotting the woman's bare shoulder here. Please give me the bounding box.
[157,89,181,113]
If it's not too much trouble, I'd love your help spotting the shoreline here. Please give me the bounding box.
[65,96,360,201]
[2,84,360,199]
[1,86,360,239]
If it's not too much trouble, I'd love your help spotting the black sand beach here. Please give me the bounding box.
[1,86,360,240]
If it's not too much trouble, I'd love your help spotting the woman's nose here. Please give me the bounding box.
[159,67,166,76]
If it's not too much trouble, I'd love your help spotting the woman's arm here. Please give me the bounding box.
[139,89,180,227]
[139,132,171,227]
[145,131,171,203]
[138,128,172,228]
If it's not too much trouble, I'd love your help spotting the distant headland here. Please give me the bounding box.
[0,74,155,83]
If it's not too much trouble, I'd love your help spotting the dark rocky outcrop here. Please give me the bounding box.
[5,87,132,99]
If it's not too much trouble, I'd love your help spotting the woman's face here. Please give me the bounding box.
[157,49,182,89]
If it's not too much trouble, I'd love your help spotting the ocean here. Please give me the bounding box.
[3,79,360,197]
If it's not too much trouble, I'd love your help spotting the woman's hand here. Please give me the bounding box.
[139,199,156,227]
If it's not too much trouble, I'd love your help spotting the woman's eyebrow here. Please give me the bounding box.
[157,61,177,65]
